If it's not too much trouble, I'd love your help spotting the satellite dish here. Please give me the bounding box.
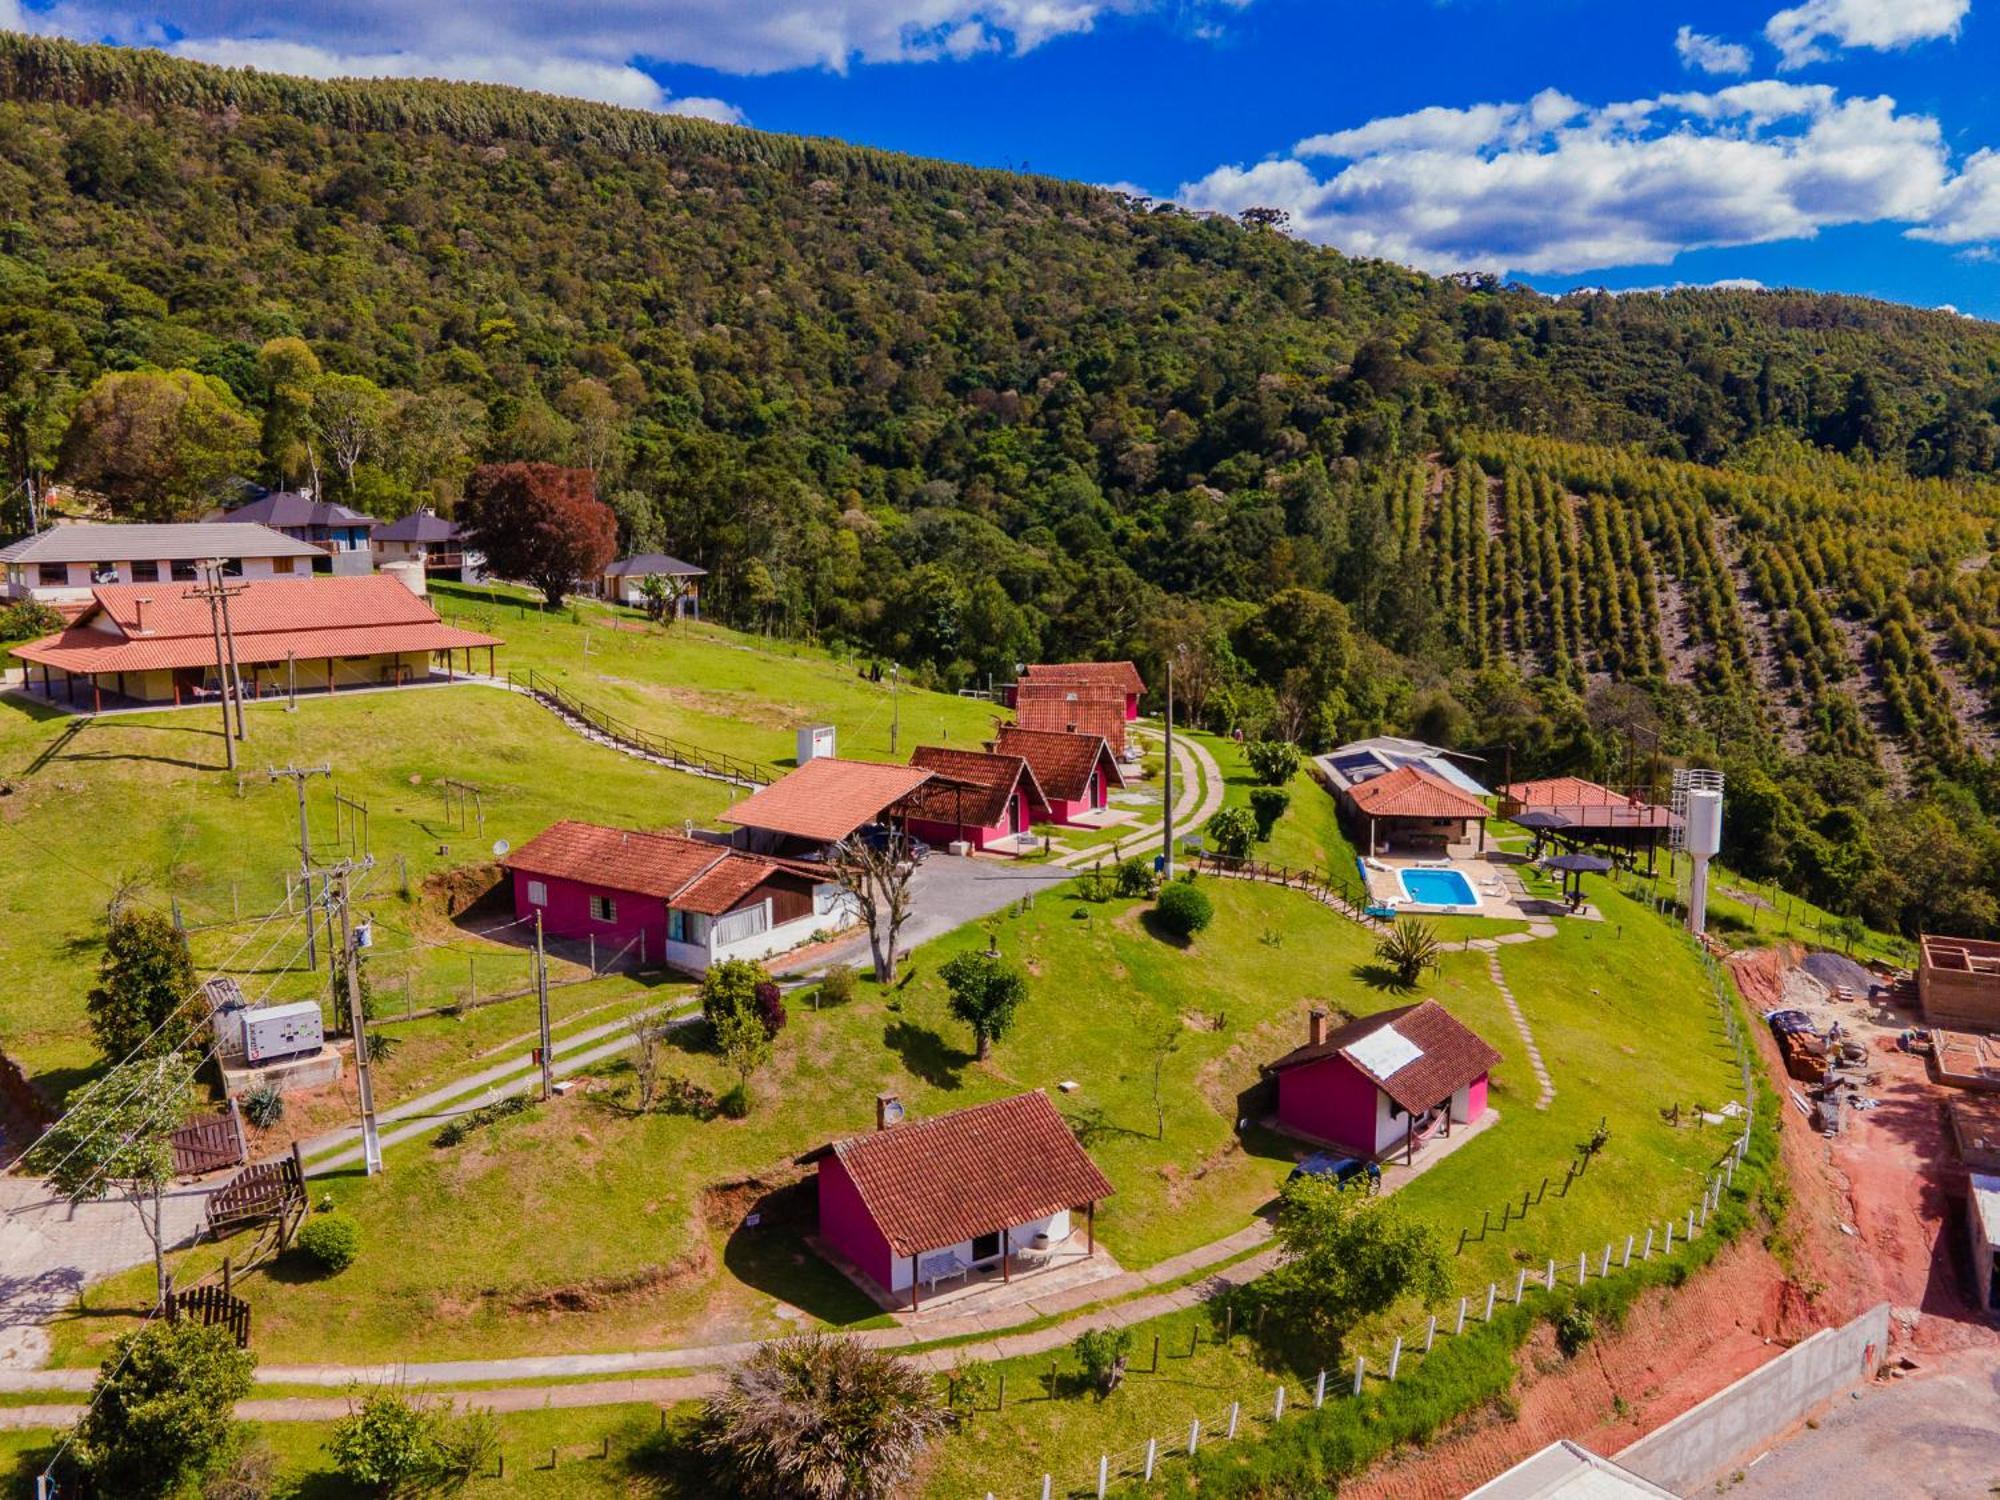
[492,839,510,858]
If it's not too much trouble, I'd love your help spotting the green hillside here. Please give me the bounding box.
[7,33,2000,934]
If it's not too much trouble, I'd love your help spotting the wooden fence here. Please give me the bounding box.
[165,1283,252,1349]
[205,1145,306,1244]
[1185,853,1383,929]
[509,668,777,787]
[169,1103,247,1176]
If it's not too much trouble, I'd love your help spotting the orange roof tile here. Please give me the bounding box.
[1022,660,1144,695]
[502,820,816,917]
[721,757,935,843]
[1013,684,1130,747]
[1504,776,1625,806]
[1345,764,1490,822]
[905,747,1044,828]
[991,725,1125,802]
[11,575,499,675]
[824,1091,1115,1258]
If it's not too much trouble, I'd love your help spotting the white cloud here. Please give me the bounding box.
[1180,85,1956,277]
[1764,0,1969,69]
[1674,25,1752,75]
[1911,149,2000,244]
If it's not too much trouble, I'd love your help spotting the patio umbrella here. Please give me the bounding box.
[1511,809,1570,831]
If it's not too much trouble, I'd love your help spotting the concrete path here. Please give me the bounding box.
[1049,725,1223,870]
[0,1179,213,1369]
[797,853,1076,978]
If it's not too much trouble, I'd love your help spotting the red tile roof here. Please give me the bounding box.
[991,725,1125,803]
[1504,776,1625,807]
[1012,686,1130,749]
[721,757,936,844]
[824,1091,1115,1258]
[1267,1000,1502,1113]
[501,820,817,917]
[11,575,499,675]
[904,747,1044,828]
[1022,660,1144,695]
[1345,764,1490,822]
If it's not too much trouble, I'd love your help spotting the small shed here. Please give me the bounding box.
[1266,1000,1501,1163]
[598,553,706,616]
[904,747,1050,851]
[810,1090,1114,1310]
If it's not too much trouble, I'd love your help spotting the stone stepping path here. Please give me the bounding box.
[1479,945,1556,1109]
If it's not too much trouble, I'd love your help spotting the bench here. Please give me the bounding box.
[919,1252,970,1291]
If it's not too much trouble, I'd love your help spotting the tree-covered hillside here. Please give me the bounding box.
[10,33,2000,936]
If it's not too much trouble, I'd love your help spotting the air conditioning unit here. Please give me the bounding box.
[242,1001,325,1065]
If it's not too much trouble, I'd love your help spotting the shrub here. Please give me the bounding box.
[239,1085,284,1129]
[330,1386,490,1493]
[77,1319,254,1497]
[700,1333,947,1500]
[1249,786,1291,841]
[719,1082,750,1119]
[1113,856,1159,898]
[0,598,63,642]
[701,957,775,1030]
[434,1094,529,1148]
[1245,739,1302,785]
[1376,917,1442,987]
[295,1215,361,1275]
[1071,1326,1133,1398]
[1556,1304,1597,1357]
[1206,806,1256,860]
[1074,862,1110,902]
[754,980,786,1038]
[1154,880,1214,938]
[86,906,198,1063]
[661,1075,721,1120]
[815,963,857,1008]
[363,1029,399,1064]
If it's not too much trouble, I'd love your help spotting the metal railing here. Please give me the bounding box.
[508,668,778,788]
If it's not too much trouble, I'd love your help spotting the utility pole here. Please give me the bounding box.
[535,911,553,1101]
[209,561,249,742]
[269,765,331,969]
[889,662,901,756]
[1162,656,1176,880]
[335,862,382,1176]
[194,574,236,771]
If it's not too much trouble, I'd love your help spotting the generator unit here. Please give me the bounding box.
[241,1001,325,1065]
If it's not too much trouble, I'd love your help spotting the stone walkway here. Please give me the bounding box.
[1479,946,1557,1109]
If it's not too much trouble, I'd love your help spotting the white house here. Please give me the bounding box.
[0,523,326,604]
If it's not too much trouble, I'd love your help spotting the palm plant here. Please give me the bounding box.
[1376,917,1442,988]
[699,1333,948,1499]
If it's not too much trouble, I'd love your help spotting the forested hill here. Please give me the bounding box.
[13,33,2000,938]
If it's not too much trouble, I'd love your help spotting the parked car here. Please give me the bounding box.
[1286,1152,1381,1193]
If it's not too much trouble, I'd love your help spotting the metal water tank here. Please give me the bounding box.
[1686,787,1723,858]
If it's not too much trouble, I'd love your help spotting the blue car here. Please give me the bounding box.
[1287,1152,1382,1193]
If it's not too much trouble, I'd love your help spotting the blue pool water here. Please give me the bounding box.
[1397,867,1480,909]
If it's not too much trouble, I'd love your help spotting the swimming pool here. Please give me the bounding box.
[1396,866,1481,911]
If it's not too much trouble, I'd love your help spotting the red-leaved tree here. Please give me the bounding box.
[460,463,617,608]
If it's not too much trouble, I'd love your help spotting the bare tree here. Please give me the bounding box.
[827,834,919,984]
[628,1012,663,1111]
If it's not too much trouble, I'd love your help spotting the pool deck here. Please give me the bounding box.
[1360,853,1599,924]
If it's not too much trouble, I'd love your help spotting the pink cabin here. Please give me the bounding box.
[1010,660,1145,721]
[990,726,1125,825]
[501,819,845,973]
[903,747,1051,852]
[810,1090,1115,1311]
[1266,1000,1501,1165]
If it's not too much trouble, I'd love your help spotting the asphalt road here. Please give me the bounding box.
[806,852,1075,975]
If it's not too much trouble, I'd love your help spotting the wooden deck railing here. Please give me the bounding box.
[1185,853,1384,927]
[509,668,778,788]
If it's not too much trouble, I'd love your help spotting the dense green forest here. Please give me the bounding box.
[7,33,2000,936]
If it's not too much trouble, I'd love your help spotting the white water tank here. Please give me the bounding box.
[1685,788,1723,859]
[383,558,427,597]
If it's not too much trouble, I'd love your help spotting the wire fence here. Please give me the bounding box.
[1010,930,1759,1500]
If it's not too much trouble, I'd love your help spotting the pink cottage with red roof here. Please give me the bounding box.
[502,820,851,972]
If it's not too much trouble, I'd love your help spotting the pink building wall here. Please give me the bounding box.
[817,1154,894,1292]
[1275,1055,1381,1154]
[1464,1075,1488,1120]
[512,871,668,960]
[910,788,1041,850]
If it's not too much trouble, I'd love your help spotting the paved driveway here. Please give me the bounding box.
[805,853,1074,975]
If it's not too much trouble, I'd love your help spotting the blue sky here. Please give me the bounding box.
[10,0,2000,315]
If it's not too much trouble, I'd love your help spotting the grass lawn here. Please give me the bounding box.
[432,581,1000,769]
[0,604,999,1101]
[0,1403,708,1498]
[918,880,1748,1498]
[55,879,1393,1366]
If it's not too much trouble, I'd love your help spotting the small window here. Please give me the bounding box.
[272,556,294,575]
[525,880,548,908]
[668,909,686,943]
[222,557,244,577]
[589,894,617,923]
[130,560,159,583]
[170,560,198,582]
[36,563,66,586]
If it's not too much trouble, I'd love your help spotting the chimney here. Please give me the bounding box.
[876,1091,901,1131]
[133,596,152,634]
[1308,1008,1327,1047]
